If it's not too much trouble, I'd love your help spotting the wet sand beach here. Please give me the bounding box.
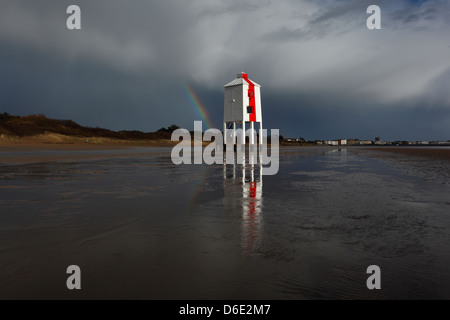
[365,146,450,160]
[354,147,450,186]
[1,146,450,299]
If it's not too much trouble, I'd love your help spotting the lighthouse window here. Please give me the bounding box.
[247,107,253,114]
[250,91,254,97]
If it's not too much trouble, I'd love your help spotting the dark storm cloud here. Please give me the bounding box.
[390,2,442,27]
[310,0,367,24]
[0,0,449,140]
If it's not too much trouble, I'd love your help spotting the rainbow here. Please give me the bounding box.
[181,83,213,129]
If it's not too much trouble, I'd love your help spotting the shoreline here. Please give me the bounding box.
[0,135,177,149]
[2,136,450,156]
[364,146,450,160]
[0,141,175,152]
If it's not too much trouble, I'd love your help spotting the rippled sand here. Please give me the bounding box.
[1,146,450,299]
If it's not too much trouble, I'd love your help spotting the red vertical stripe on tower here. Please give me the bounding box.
[242,73,256,122]
[248,181,257,216]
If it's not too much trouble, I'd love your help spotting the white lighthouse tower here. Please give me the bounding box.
[223,73,263,148]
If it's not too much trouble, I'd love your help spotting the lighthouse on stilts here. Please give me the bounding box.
[223,73,263,156]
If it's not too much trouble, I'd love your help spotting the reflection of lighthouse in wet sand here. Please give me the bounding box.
[223,160,263,255]
[242,165,263,255]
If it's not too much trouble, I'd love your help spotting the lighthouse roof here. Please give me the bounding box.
[224,74,261,88]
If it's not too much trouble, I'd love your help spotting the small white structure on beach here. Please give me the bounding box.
[223,73,263,147]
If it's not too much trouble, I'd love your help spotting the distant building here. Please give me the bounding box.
[347,139,360,145]
[431,141,450,145]
[326,140,338,146]
[316,139,376,146]
[325,139,346,146]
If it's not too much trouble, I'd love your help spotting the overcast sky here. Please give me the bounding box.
[1,0,449,140]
